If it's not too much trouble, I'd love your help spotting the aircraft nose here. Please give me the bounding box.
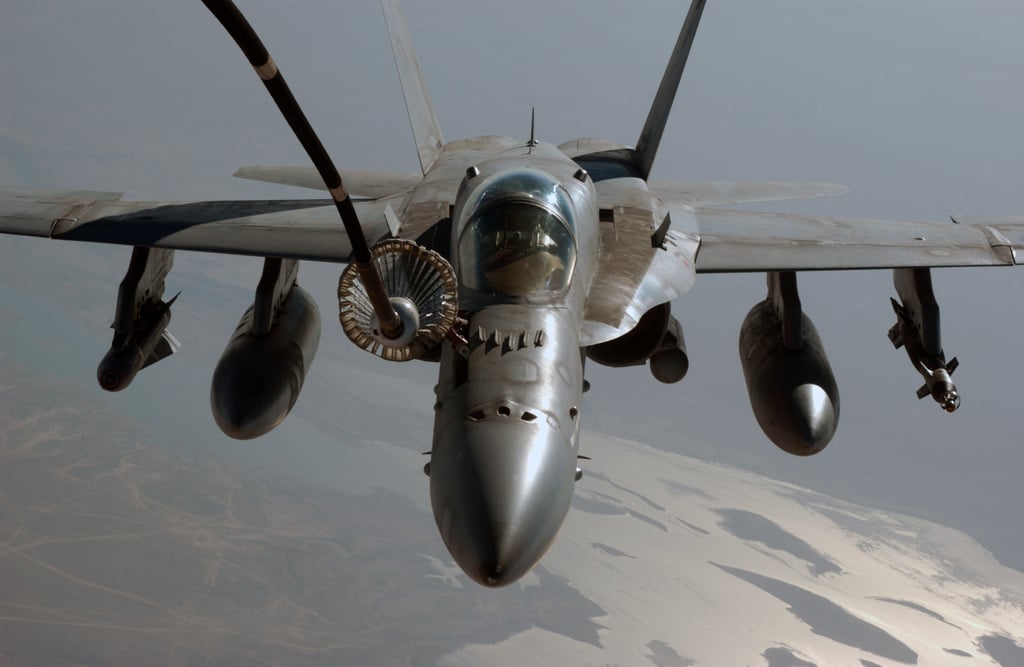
[469,520,520,587]
[430,417,576,587]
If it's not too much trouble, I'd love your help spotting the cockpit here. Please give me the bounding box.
[456,170,577,297]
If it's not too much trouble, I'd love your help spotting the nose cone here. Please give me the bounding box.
[431,419,575,587]
[96,348,141,392]
[787,383,838,455]
[466,520,527,587]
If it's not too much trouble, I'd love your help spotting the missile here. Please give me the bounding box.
[888,268,960,412]
[97,296,179,392]
[211,285,320,439]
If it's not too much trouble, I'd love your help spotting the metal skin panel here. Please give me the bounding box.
[234,166,421,198]
[0,190,396,262]
[695,207,1020,272]
[425,141,601,586]
[0,187,123,236]
[952,216,1024,265]
[399,133,686,586]
[649,180,848,208]
[396,136,525,243]
[556,138,630,160]
[431,305,583,587]
[580,180,699,346]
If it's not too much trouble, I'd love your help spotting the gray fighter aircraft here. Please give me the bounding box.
[2,0,1023,587]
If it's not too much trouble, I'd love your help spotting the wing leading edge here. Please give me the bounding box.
[650,180,848,208]
[0,187,394,262]
[234,166,420,198]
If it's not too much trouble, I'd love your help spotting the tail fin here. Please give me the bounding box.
[381,0,444,174]
[634,0,707,180]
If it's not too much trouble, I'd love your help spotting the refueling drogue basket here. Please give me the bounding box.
[338,238,458,361]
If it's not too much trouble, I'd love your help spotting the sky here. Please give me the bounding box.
[3,0,1024,577]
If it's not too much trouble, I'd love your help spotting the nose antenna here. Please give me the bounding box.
[527,107,538,148]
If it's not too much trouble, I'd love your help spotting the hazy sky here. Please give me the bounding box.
[3,0,1024,573]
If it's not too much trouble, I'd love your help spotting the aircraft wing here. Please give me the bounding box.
[692,207,1022,273]
[650,180,848,207]
[234,166,421,198]
[0,187,397,262]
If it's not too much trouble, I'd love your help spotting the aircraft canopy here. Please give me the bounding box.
[457,170,577,296]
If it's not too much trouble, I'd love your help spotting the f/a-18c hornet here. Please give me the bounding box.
[2,0,1022,587]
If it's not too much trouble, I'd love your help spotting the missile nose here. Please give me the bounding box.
[430,418,575,587]
[790,383,838,454]
[96,348,140,392]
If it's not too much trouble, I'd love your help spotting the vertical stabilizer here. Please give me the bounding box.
[381,0,444,174]
[634,0,706,180]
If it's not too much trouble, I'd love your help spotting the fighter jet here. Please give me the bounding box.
[1,0,1022,587]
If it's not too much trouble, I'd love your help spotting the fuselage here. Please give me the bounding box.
[399,135,701,586]
[421,140,598,586]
